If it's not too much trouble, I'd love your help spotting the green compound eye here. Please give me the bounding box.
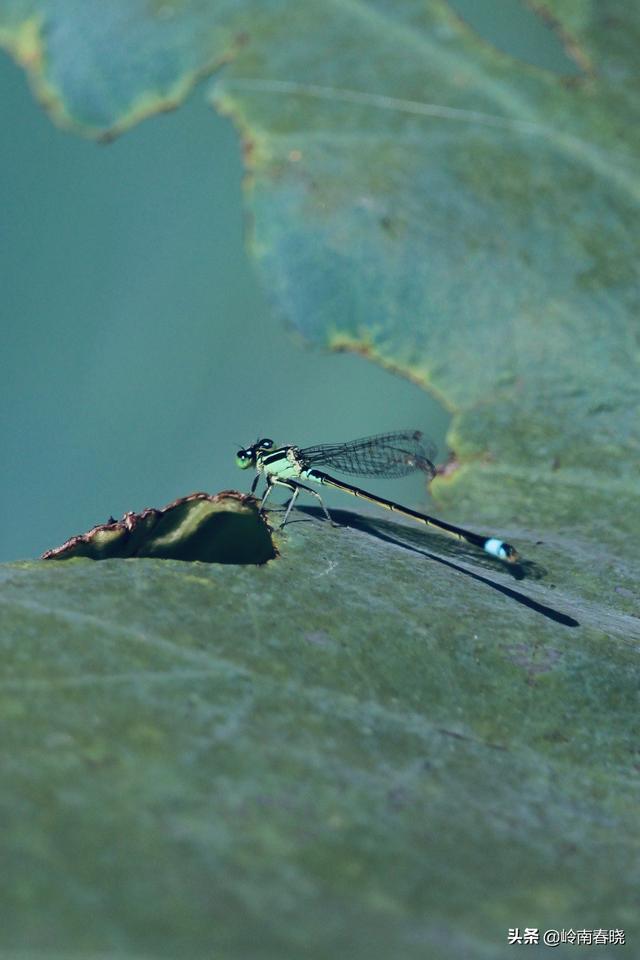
[236,450,253,470]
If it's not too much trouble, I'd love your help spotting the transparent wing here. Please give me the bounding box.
[299,431,436,479]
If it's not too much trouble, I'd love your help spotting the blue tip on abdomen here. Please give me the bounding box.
[484,537,507,559]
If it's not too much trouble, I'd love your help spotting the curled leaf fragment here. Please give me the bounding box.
[42,491,275,564]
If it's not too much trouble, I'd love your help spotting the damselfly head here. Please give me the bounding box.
[236,437,274,470]
[236,447,255,470]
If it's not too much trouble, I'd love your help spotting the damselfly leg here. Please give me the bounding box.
[260,476,333,528]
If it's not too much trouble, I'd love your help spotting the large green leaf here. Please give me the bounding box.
[1,1,639,955]
[1,506,638,958]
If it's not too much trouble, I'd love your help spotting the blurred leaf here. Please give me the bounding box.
[1,508,638,958]
[0,0,637,540]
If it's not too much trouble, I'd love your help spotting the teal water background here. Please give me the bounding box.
[0,3,577,561]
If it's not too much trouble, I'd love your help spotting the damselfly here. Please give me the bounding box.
[236,430,519,563]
